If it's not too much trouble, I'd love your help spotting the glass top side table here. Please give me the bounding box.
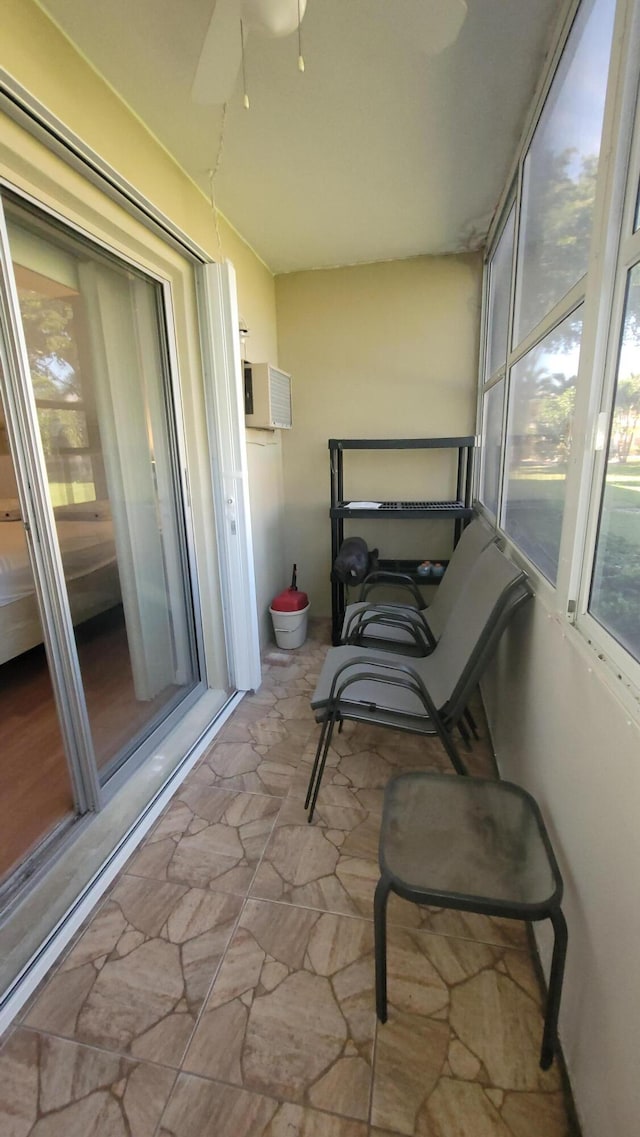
[375,771,567,1069]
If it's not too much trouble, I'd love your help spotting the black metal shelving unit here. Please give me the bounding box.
[329,436,475,643]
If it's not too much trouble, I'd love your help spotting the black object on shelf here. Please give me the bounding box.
[329,437,475,644]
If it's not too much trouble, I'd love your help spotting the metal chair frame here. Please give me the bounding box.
[340,519,497,655]
[342,605,437,654]
[306,557,532,820]
[305,656,468,819]
[374,772,568,1071]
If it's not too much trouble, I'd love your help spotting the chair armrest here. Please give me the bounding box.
[325,654,440,723]
[342,606,436,654]
[358,571,425,609]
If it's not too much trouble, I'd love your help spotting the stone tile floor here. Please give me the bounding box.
[0,621,578,1136]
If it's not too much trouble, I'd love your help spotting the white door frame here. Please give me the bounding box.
[197,260,262,693]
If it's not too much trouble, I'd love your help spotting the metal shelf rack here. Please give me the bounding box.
[329,436,475,643]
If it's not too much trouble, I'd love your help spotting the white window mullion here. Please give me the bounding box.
[483,0,622,593]
[507,279,586,373]
[567,0,640,622]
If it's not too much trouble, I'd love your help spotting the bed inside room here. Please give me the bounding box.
[0,454,122,666]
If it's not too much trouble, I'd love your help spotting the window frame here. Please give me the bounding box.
[501,299,586,585]
[477,0,640,699]
[574,66,640,687]
[476,196,517,522]
[502,0,619,589]
[478,372,507,522]
[477,1,590,542]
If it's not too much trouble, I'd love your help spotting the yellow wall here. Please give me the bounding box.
[1,4,482,643]
[2,0,285,647]
[275,255,482,615]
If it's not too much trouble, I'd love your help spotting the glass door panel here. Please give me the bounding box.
[5,204,200,782]
[0,415,75,886]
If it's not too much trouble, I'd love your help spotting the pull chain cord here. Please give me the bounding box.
[297,0,305,71]
[241,20,250,108]
[207,100,227,261]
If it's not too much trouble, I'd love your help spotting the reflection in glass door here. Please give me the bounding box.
[5,201,200,782]
[0,406,75,887]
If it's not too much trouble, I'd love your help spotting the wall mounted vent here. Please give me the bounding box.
[244,362,292,429]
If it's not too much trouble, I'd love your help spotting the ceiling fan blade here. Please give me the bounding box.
[411,0,468,55]
[243,0,307,38]
[192,0,243,105]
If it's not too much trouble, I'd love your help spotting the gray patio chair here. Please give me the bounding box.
[341,516,496,656]
[306,542,532,819]
[342,518,498,747]
[374,771,567,1070]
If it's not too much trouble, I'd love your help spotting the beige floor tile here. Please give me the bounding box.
[370,1083,573,1137]
[158,1072,368,1136]
[187,662,319,796]
[7,627,574,1137]
[297,719,462,816]
[0,1027,175,1137]
[385,897,529,951]
[250,797,381,918]
[370,1131,409,1137]
[371,1131,406,1137]
[182,898,375,1121]
[289,700,526,949]
[190,730,303,797]
[24,876,243,1064]
[371,926,568,1137]
[127,786,281,895]
[190,742,298,796]
[250,791,527,948]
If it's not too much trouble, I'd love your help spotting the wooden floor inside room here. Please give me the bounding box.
[0,606,181,888]
[0,644,73,886]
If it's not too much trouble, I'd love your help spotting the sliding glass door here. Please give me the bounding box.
[0,183,215,882]
[4,200,200,780]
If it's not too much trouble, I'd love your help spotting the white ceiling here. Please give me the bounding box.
[38,0,564,274]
